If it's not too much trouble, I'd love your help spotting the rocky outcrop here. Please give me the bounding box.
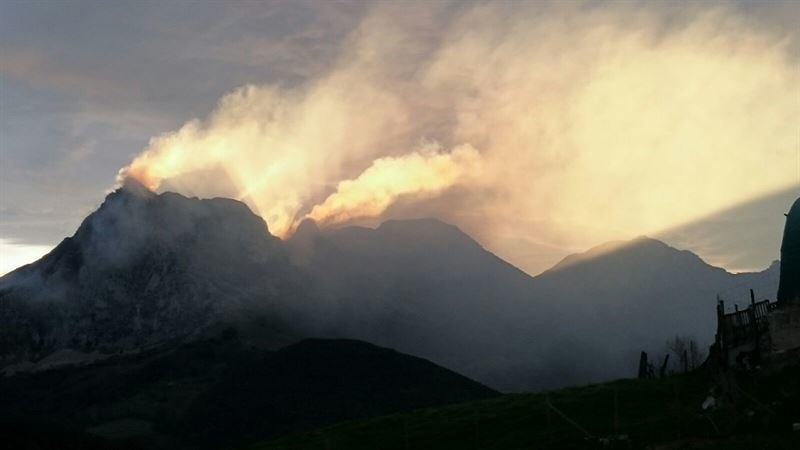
[0,179,309,367]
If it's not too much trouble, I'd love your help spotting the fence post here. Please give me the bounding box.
[638,351,649,379]
[660,354,670,378]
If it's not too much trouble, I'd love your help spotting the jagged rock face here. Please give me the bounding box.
[0,181,305,365]
[778,197,800,305]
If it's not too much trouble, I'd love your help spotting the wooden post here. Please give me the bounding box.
[638,351,649,379]
[748,289,760,360]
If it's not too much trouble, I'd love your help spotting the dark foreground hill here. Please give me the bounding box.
[0,337,496,450]
[247,363,800,450]
[0,181,783,391]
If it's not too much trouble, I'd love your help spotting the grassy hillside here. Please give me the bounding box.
[248,365,800,450]
[0,337,495,450]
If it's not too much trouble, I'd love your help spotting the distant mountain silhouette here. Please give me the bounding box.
[525,237,779,389]
[0,182,781,391]
[287,223,779,390]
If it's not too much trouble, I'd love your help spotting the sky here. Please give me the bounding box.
[0,0,798,277]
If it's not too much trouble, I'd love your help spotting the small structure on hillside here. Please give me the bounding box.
[712,291,776,369]
[771,197,800,359]
[710,197,800,371]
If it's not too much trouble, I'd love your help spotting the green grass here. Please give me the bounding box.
[246,368,800,450]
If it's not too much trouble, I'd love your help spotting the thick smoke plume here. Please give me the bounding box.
[119,2,799,273]
[306,144,481,227]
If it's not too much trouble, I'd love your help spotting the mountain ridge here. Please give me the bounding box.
[0,184,782,390]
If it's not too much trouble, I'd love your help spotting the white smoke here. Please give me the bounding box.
[120,1,800,273]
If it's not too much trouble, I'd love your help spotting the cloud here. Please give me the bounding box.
[115,1,799,273]
[0,238,52,276]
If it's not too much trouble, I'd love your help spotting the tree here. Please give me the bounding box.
[666,336,687,372]
[688,338,705,370]
[666,335,705,372]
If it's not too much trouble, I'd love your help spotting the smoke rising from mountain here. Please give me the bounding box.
[306,144,481,227]
[119,2,799,272]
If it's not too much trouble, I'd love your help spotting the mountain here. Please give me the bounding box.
[287,224,780,391]
[0,337,497,449]
[0,179,319,371]
[0,182,783,392]
[286,217,535,385]
[522,237,780,389]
